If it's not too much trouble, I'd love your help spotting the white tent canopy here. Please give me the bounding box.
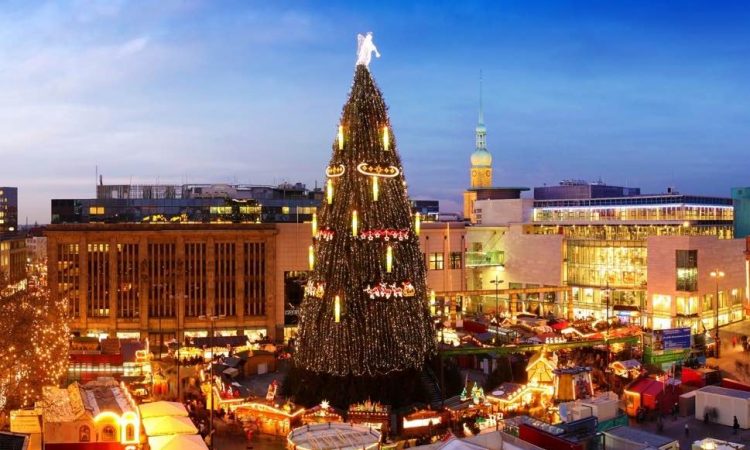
[148,434,208,450]
[139,401,189,419]
[142,416,198,437]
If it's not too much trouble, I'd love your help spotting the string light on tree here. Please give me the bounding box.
[290,32,435,408]
[309,245,315,270]
[312,213,318,236]
[414,212,421,236]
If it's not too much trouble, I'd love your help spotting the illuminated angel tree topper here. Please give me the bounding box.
[289,36,435,406]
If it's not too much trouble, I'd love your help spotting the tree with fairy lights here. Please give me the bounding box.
[0,285,69,417]
[285,33,436,408]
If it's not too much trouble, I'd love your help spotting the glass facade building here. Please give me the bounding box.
[0,187,18,232]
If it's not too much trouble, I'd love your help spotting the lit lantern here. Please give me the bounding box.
[383,126,390,150]
[415,212,421,236]
[372,176,379,201]
[352,210,358,237]
[334,295,341,323]
[430,290,436,316]
[327,179,334,204]
[311,213,318,236]
[386,245,393,273]
[308,245,315,270]
[338,125,344,150]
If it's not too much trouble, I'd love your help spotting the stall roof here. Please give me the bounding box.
[142,416,198,437]
[139,401,189,419]
[699,386,750,399]
[604,426,676,447]
[148,434,208,450]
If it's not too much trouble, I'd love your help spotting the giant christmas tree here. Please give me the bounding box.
[286,35,436,408]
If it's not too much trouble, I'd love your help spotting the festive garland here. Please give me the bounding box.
[326,164,345,177]
[316,229,334,241]
[305,281,326,299]
[356,162,400,178]
[363,281,416,299]
[359,229,409,242]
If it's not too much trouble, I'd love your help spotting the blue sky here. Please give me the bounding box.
[1,1,748,224]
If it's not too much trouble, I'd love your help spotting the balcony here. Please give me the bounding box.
[466,250,505,268]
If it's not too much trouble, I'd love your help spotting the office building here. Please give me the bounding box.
[0,187,18,232]
[467,182,746,331]
[52,181,321,224]
[0,233,26,296]
[46,221,466,342]
[733,187,750,238]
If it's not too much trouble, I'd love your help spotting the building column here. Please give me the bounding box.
[265,235,278,341]
[235,238,246,327]
[109,238,118,334]
[175,237,186,341]
[79,237,89,333]
[138,237,149,338]
[206,238,215,317]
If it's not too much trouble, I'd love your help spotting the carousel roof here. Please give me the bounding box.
[287,423,381,450]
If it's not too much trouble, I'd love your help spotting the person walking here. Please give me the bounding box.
[734,416,740,435]
[685,423,690,437]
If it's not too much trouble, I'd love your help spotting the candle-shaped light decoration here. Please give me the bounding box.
[308,245,315,270]
[352,210,358,237]
[338,125,344,150]
[311,213,318,236]
[383,126,390,151]
[386,245,393,273]
[415,212,421,236]
[326,179,334,204]
[430,290,436,316]
[334,295,341,323]
[372,176,379,201]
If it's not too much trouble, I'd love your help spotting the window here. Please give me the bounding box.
[450,252,462,269]
[102,425,116,441]
[652,295,672,314]
[89,206,104,215]
[675,250,698,291]
[79,426,91,442]
[428,252,444,270]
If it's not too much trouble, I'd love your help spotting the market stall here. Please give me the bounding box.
[554,367,593,402]
[400,409,446,438]
[233,401,305,436]
[347,401,391,434]
[148,434,208,450]
[302,401,344,425]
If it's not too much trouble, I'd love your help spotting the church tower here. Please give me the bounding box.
[470,75,493,188]
[463,74,494,221]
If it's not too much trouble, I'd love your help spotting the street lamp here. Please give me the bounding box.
[710,269,725,358]
[199,313,225,450]
[489,266,505,345]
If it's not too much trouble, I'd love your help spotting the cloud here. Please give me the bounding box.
[118,36,149,55]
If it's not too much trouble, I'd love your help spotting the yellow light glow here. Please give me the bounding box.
[386,245,393,273]
[352,210,358,236]
[372,176,379,201]
[338,125,344,150]
[327,179,334,204]
[383,126,390,150]
[430,290,436,316]
[334,295,341,323]
[414,212,421,236]
[308,245,315,270]
[311,213,318,236]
